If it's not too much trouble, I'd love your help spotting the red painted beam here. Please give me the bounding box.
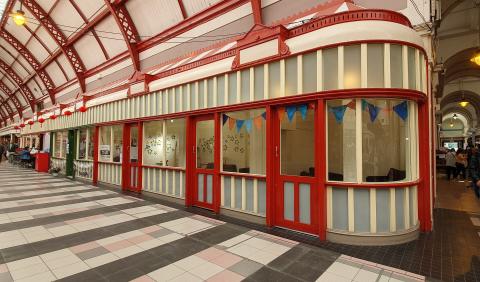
[0,30,56,104]
[250,0,262,25]
[177,0,188,19]
[0,80,24,118]
[22,0,87,92]
[0,59,35,112]
[104,0,141,71]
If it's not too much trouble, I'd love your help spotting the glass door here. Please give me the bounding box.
[193,115,216,210]
[124,123,141,192]
[274,103,318,234]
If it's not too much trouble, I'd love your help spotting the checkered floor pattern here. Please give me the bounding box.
[0,165,425,282]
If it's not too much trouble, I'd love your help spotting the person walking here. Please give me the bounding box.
[469,146,480,198]
[455,148,467,180]
[445,148,457,181]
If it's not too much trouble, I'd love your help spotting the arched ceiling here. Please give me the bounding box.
[0,0,239,124]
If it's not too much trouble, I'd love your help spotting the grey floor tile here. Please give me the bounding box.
[229,259,264,277]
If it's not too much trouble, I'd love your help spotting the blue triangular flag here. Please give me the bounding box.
[286,105,296,121]
[222,114,228,125]
[330,105,348,123]
[393,101,408,121]
[261,112,266,120]
[367,103,380,122]
[298,104,308,120]
[236,120,245,132]
[245,119,252,132]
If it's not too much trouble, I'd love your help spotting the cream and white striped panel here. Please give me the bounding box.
[50,158,66,174]
[221,175,267,217]
[98,162,122,186]
[74,160,93,179]
[142,167,185,199]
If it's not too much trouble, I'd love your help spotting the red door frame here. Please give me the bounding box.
[271,101,321,235]
[187,113,220,212]
[122,122,143,193]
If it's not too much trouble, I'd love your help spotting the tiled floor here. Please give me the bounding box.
[0,165,475,281]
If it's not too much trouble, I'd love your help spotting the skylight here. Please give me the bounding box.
[0,0,9,23]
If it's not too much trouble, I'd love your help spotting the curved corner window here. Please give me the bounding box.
[327,99,416,183]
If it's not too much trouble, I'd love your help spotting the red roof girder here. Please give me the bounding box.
[0,30,56,104]
[0,94,13,120]
[0,80,23,118]
[0,59,35,112]
[104,0,140,71]
[22,0,87,92]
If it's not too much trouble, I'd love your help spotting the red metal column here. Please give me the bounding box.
[185,116,194,207]
[317,100,327,240]
[137,121,143,192]
[418,100,432,232]
[250,0,262,25]
[214,112,221,213]
[93,126,100,185]
[265,105,274,227]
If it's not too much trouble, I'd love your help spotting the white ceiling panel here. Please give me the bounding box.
[11,61,29,80]
[4,22,31,45]
[16,56,34,73]
[35,0,56,13]
[183,0,221,17]
[50,0,85,39]
[96,16,127,58]
[0,38,19,57]
[126,0,183,38]
[7,99,16,110]
[0,48,15,64]
[72,0,105,20]
[56,55,76,80]
[35,26,58,53]
[26,36,50,63]
[74,31,107,69]
[45,61,67,87]
[2,78,15,90]
[27,78,43,98]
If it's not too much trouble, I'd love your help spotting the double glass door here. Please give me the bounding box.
[193,115,216,210]
[274,104,318,234]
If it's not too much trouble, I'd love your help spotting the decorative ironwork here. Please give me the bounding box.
[0,59,35,111]
[22,0,86,91]
[0,81,22,118]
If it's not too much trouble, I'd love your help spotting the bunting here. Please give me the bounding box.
[328,99,409,123]
[223,111,267,132]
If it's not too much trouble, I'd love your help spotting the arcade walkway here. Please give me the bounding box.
[0,165,476,282]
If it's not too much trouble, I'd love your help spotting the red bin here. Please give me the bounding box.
[35,152,50,173]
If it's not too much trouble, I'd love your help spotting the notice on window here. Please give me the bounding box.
[99,145,111,162]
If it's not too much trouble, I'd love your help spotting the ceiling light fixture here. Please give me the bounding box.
[453,113,458,119]
[11,2,26,26]
[471,51,480,66]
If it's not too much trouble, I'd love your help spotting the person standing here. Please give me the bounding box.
[0,141,5,163]
[469,146,480,198]
[445,148,457,181]
[455,148,467,180]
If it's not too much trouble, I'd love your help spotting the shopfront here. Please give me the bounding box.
[18,9,432,245]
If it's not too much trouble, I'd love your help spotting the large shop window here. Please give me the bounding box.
[53,131,66,159]
[77,127,93,161]
[99,125,123,163]
[281,105,315,176]
[143,118,186,168]
[222,109,266,175]
[327,99,416,183]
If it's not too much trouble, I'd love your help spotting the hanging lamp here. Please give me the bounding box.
[11,1,26,26]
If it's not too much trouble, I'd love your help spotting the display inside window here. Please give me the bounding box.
[143,118,186,168]
[327,100,356,182]
[87,128,94,160]
[281,104,315,176]
[99,126,112,162]
[112,125,123,163]
[53,132,62,158]
[78,129,87,159]
[362,99,411,182]
[222,109,266,175]
[196,120,214,169]
[61,132,67,159]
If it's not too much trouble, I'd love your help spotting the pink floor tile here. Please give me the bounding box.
[0,264,8,273]
[131,275,155,282]
[206,270,244,282]
[196,247,226,261]
[141,225,162,234]
[104,240,134,252]
[128,234,154,244]
[210,253,243,268]
[70,241,101,254]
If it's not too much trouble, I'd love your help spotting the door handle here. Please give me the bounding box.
[275,146,279,158]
